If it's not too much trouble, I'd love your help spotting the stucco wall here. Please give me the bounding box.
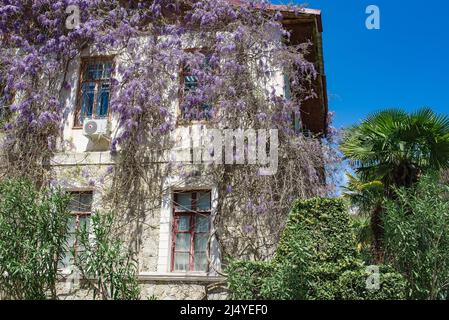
[49,16,324,299]
[52,155,225,300]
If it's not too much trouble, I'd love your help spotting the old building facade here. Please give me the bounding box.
[1,4,328,300]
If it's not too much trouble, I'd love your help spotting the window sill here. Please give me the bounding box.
[138,272,225,283]
[57,271,225,283]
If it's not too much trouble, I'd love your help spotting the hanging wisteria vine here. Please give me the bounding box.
[0,0,341,263]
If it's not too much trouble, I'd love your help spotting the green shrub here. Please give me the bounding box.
[227,197,406,300]
[226,260,276,300]
[276,198,362,300]
[76,212,140,300]
[227,258,310,300]
[383,174,449,299]
[277,198,357,263]
[338,265,407,300]
[0,179,71,300]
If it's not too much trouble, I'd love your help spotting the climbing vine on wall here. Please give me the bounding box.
[0,0,341,261]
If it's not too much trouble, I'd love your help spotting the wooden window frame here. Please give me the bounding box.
[0,88,7,122]
[171,190,212,272]
[177,49,214,125]
[67,190,93,263]
[283,72,302,134]
[74,56,114,129]
[0,81,14,125]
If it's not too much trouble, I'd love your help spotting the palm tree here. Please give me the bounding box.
[341,108,449,260]
[342,173,383,213]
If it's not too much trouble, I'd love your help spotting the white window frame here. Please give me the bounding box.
[156,180,221,276]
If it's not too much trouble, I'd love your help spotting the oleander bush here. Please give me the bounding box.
[383,175,449,299]
[76,212,140,300]
[0,179,140,300]
[0,179,71,300]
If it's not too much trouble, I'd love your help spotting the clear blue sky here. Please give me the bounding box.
[273,0,449,129]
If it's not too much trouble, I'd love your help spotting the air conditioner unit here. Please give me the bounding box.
[83,118,110,138]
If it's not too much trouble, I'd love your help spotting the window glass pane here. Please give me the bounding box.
[175,193,192,211]
[85,63,96,80]
[194,252,208,271]
[194,233,208,252]
[66,217,77,256]
[177,216,190,232]
[197,192,211,211]
[181,54,213,122]
[175,233,191,251]
[293,112,301,133]
[102,62,112,79]
[68,193,80,212]
[60,217,77,268]
[0,83,4,103]
[65,232,76,256]
[96,83,110,117]
[69,192,92,213]
[174,252,190,271]
[198,104,212,120]
[184,75,198,92]
[79,216,90,231]
[79,192,93,213]
[195,216,209,233]
[0,84,6,120]
[85,63,102,80]
[181,105,191,120]
[80,82,95,123]
[204,54,212,69]
[77,216,90,254]
[84,61,112,80]
[284,73,292,100]
[59,248,73,269]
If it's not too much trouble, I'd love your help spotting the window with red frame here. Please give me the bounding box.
[60,191,93,268]
[172,191,211,272]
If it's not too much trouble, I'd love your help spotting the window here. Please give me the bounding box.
[0,80,11,123]
[172,191,211,272]
[60,191,93,268]
[0,88,6,121]
[179,51,213,121]
[284,73,301,133]
[75,58,113,127]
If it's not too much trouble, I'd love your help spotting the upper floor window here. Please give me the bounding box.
[0,80,11,124]
[179,51,213,122]
[172,190,211,272]
[0,87,6,122]
[284,73,302,133]
[75,58,113,127]
[60,190,93,268]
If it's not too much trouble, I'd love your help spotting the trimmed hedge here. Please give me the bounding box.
[226,260,276,300]
[338,266,407,300]
[276,198,357,264]
[226,197,406,300]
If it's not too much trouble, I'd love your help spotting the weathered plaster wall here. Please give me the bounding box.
[52,155,225,300]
